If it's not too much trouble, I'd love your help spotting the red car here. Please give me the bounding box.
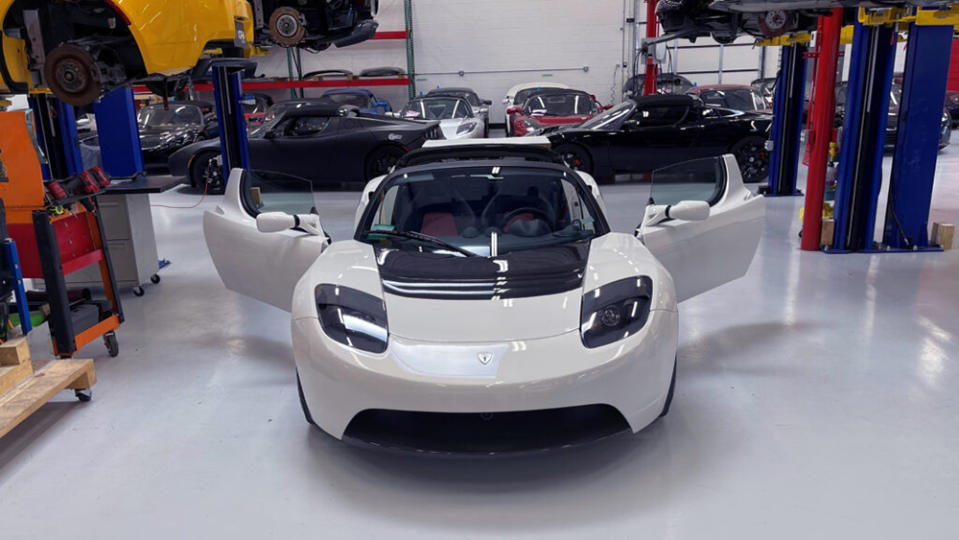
[686,84,771,114]
[507,89,609,137]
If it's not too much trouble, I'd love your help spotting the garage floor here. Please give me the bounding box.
[1,147,958,538]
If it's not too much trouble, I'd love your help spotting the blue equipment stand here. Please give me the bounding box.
[829,22,897,252]
[881,20,952,251]
[28,94,84,180]
[93,87,145,178]
[764,43,807,197]
[1,239,32,335]
[211,60,255,182]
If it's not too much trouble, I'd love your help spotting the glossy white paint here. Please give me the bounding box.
[205,153,761,442]
[438,118,485,139]
[203,169,328,311]
[639,154,765,303]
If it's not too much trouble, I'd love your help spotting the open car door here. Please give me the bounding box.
[203,169,329,311]
[637,154,764,302]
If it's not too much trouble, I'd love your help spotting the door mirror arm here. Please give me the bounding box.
[641,200,711,228]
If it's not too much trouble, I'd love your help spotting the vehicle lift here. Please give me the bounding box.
[825,7,956,252]
[759,34,811,197]
[210,59,256,182]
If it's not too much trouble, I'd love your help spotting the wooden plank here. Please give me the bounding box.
[0,337,30,366]
[0,359,95,439]
[0,362,33,396]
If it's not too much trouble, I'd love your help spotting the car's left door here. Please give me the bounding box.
[203,168,329,311]
[638,154,764,302]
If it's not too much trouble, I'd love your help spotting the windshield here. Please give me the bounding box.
[401,97,472,120]
[579,100,634,130]
[524,92,596,116]
[325,93,369,107]
[429,90,479,106]
[137,105,202,129]
[359,165,607,256]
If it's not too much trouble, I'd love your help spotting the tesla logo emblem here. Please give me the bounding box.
[477,352,493,365]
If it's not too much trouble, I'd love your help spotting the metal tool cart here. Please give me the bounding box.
[65,176,182,297]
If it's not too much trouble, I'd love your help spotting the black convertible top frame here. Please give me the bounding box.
[394,144,563,169]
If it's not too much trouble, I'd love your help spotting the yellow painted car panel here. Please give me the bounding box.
[115,0,253,75]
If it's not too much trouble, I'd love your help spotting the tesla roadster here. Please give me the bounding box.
[203,142,764,453]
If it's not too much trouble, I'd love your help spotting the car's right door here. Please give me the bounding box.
[253,115,341,181]
[638,154,765,302]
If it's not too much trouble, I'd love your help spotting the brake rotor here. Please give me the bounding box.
[44,44,102,106]
[269,6,306,47]
[759,10,797,38]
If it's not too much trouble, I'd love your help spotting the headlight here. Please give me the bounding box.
[457,121,477,134]
[580,277,653,348]
[316,284,389,353]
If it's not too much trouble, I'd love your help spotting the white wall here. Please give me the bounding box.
[251,0,771,120]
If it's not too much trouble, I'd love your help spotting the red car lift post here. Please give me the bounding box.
[801,9,843,251]
[643,0,659,96]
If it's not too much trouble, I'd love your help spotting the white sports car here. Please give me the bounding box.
[398,95,485,140]
[203,142,764,454]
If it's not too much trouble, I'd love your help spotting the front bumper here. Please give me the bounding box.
[292,307,679,445]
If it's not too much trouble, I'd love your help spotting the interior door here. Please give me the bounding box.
[638,154,764,302]
[203,168,328,311]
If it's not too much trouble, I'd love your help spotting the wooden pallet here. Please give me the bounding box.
[0,337,95,439]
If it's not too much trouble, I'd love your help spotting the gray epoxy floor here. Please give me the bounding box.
[1,147,959,539]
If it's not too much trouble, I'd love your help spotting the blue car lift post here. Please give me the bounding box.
[210,59,255,185]
[828,19,897,252]
[762,39,809,197]
[94,87,146,178]
[29,94,84,180]
[881,11,954,251]
[828,7,953,253]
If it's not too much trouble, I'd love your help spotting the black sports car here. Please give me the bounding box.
[137,101,218,170]
[945,91,959,129]
[545,94,772,183]
[169,103,443,192]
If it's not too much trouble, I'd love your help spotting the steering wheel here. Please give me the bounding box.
[500,207,552,232]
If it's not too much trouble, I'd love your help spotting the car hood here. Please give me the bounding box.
[296,235,670,343]
[438,118,477,138]
[531,114,593,127]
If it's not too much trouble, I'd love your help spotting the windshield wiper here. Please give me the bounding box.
[360,230,478,257]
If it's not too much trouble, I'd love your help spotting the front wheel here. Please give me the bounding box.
[554,144,594,174]
[731,136,769,183]
[191,152,225,194]
[365,146,406,180]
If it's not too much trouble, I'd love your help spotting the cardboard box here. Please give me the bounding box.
[820,219,836,247]
[932,222,954,250]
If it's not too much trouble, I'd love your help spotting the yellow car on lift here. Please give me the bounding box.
[0,0,254,105]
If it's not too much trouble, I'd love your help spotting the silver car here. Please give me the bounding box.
[426,87,492,137]
[399,96,485,140]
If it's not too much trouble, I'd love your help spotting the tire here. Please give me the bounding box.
[659,357,677,418]
[44,44,103,106]
[297,373,317,427]
[364,145,406,180]
[731,136,769,183]
[554,144,594,174]
[191,151,225,194]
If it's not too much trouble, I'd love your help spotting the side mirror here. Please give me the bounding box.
[484,99,493,106]
[502,98,510,105]
[623,119,641,131]
[601,104,614,111]
[375,100,391,110]
[506,106,522,115]
[256,212,296,233]
[264,130,278,139]
[668,200,710,221]
[257,211,326,236]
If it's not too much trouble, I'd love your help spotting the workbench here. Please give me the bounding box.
[66,176,182,296]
